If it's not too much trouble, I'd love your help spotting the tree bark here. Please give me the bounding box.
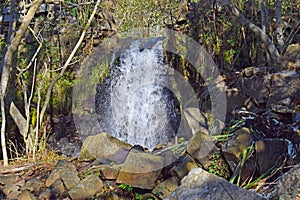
[225,0,280,65]
[0,0,42,166]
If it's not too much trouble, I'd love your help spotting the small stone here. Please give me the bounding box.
[99,165,121,180]
[3,184,20,196]
[50,178,65,195]
[0,175,22,185]
[17,190,36,200]
[68,175,103,200]
[60,170,80,190]
[169,154,197,180]
[46,161,78,187]
[8,190,22,200]
[153,177,178,199]
[38,189,57,200]
[23,178,44,193]
[186,131,218,169]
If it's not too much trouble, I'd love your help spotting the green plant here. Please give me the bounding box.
[135,193,143,200]
[208,152,230,178]
[118,183,133,193]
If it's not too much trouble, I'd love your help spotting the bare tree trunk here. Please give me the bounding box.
[259,0,271,64]
[275,0,284,53]
[0,0,42,165]
[225,0,280,65]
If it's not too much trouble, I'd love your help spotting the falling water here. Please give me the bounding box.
[95,38,180,151]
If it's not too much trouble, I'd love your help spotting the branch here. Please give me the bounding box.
[275,0,284,52]
[1,0,43,95]
[282,21,300,55]
[225,0,280,64]
[39,0,102,125]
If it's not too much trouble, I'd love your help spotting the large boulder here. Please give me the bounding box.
[79,132,131,163]
[116,149,164,189]
[165,168,266,200]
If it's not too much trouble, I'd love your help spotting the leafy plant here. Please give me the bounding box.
[208,152,230,178]
[118,183,133,193]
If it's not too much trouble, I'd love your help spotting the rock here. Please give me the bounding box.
[183,107,209,134]
[68,175,104,200]
[2,184,20,196]
[60,170,80,190]
[255,138,296,175]
[8,190,21,200]
[276,163,300,200]
[116,150,164,189]
[152,177,178,199]
[243,72,269,106]
[267,70,300,112]
[169,154,198,180]
[0,175,22,185]
[99,165,121,180]
[45,161,78,187]
[222,127,254,171]
[153,142,187,167]
[17,190,36,200]
[165,168,265,200]
[23,178,44,193]
[186,131,218,169]
[50,179,66,195]
[38,189,56,200]
[79,133,131,163]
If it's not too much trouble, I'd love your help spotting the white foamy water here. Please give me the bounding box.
[96,38,178,150]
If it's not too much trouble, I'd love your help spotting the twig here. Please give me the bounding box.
[0,164,34,174]
[39,0,101,125]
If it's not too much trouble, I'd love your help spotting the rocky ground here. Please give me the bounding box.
[0,68,300,200]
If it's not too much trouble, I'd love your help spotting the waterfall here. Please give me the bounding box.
[95,38,180,151]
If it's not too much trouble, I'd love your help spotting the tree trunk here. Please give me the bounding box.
[0,0,42,166]
[225,0,281,66]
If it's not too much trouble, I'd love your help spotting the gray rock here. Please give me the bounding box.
[60,170,80,190]
[68,175,104,200]
[186,131,218,169]
[2,184,20,196]
[267,70,300,112]
[50,178,66,195]
[276,163,300,199]
[169,154,198,180]
[255,138,295,175]
[116,150,164,189]
[23,178,44,193]
[79,133,131,163]
[222,127,254,171]
[183,107,209,134]
[7,190,21,200]
[0,175,22,185]
[17,190,36,200]
[165,168,265,200]
[152,177,178,199]
[45,161,78,187]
